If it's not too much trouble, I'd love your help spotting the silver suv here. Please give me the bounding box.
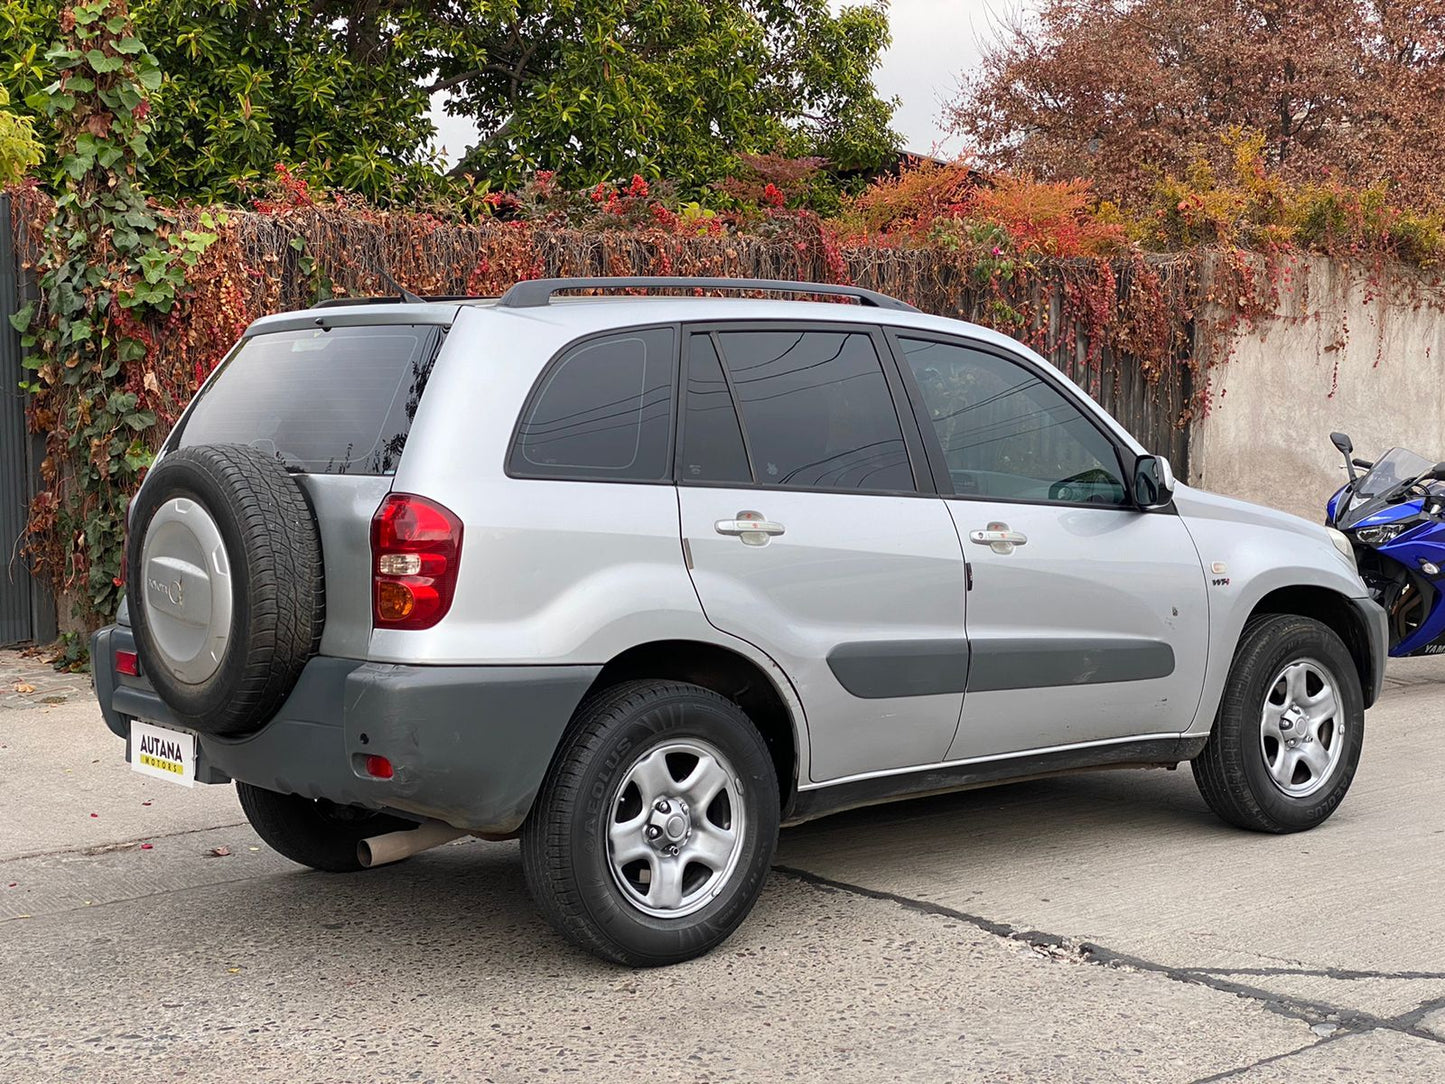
[93,277,1386,966]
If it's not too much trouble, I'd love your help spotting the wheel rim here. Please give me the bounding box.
[139,497,233,685]
[606,738,747,919]
[1259,658,1347,799]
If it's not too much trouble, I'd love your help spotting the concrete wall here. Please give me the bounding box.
[1189,254,1445,521]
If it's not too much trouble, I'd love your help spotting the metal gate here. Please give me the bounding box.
[0,192,52,646]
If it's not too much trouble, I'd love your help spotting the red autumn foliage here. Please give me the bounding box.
[840,163,1126,259]
[250,163,316,214]
[970,176,1127,258]
[840,161,980,237]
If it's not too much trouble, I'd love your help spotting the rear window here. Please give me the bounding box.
[170,325,444,474]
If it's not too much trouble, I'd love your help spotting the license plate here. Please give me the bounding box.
[130,719,196,788]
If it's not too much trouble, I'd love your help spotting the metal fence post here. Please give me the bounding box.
[0,192,56,645]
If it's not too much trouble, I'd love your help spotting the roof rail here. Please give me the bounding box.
[495,276,920,312]
[311,295,484,309]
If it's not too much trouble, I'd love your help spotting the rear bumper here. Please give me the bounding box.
[91,625,598,834]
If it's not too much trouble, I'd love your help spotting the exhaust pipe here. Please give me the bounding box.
[358,819,467,868]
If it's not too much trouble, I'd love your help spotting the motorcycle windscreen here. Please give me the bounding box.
[1336,447,1437,528]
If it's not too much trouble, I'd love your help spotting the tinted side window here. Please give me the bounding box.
[899,338,1127,505]
[510,328,676,481]
[715,329,914,492]
[680,334,752,484]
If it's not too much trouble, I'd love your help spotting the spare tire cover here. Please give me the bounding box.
[127,443,325,735]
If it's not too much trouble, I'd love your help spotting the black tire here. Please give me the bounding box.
[1193,614,1365,833]
[522,680,780,967]
[237,782,414,873]
[127,444,324,735]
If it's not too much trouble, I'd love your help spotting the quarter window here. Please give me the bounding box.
[713,329,914,492]
[899,337,1128,505]
[510,328,676,481]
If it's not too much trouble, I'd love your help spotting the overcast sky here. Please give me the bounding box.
[427,0,1013,167]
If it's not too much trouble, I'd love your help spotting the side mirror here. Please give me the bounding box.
[1431,462,1445,481]
[1331,432,1354,456]
[1134,455,1176,509]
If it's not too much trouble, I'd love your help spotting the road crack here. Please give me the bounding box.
[1182,965,1445,982]
[1186,1034,1349,1083]
[774,864,1445,1048]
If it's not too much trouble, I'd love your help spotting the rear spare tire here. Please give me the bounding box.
[127,443,324,735]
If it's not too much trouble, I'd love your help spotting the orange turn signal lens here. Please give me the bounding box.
[376,581,416,621]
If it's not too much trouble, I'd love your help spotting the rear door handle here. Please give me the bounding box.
[969,522,1027,554]
[715,511,785,546]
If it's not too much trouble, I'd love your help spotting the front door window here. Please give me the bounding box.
[898,337,1127,505]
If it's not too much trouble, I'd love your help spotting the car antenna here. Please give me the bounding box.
[371,262,425,305]
[352,250,425,304]
[304,243,425,305]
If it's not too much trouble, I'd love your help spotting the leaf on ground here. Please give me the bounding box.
[208,846,231,857]
[12,682,35,694]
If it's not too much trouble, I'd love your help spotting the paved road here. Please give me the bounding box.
[3,649,1444,1082]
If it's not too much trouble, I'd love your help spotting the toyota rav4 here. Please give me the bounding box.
[92,276,1387,966]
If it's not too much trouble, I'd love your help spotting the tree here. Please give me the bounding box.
[436,0,899,190]
[948,0,1445,210]
[1,0,899,203]
[2,0,441,202]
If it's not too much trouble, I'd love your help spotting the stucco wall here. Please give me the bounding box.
[1189,254,1445,521]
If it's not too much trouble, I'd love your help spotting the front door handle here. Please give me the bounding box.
[969,522,1027,554]
[715,510,785,546]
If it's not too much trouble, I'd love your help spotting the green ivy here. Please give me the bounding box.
[9,0,215,626]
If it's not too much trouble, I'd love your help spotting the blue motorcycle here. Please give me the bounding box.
[1326,432,1445,656]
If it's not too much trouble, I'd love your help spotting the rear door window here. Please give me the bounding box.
[170,324,444,475]
[713,328,915,492]
[509,328,677,481]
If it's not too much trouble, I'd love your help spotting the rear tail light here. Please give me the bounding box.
[115,649,140,676]
[363,755,394,780]
[370,493,463,630]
